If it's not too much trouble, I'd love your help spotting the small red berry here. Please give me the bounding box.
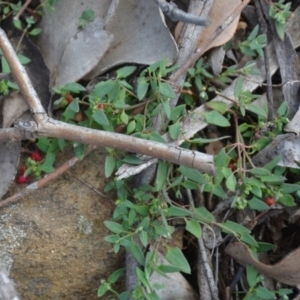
[265,196,275,206]
[16,175,29,184]
[19,166,27,175]
[65,94,73,104]
[31,150,42,162]
[97,104,104,110]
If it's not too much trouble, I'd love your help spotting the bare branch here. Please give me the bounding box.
[0,28,214,175]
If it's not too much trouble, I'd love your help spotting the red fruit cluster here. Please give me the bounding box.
[15,166,29,184]
[31,150,42,162]
[228,157,238,172]
[265,196,275,206]
[65,94,73,104]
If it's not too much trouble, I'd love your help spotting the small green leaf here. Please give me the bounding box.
[177,166,207,184]
[63,82,86,93]
[282,183,300,194]
[28,28,42,36]
[120,110,129,125]
[93,80,115,98]
[68,97,79,112]
[255,286,275,299]
[155,160,168,191]
[248,198,269,211]
[105,156,116,178]
[264,155,281,171]
[97,284,108,297]
[222,220,249,235]
[193,207,215,223]
[169,105,186,121]
[130,243,145,266]
[260,175,285,183]
[234,78,244,98]
[185,219,202,238]
[104,221,124,234]
[127,120,136,134]
[161,99,171,118]
[275,21,285,40]
[168,123,181,140]
[108,268,125,284]
[73,143,85,159]
[1,57,10,73]
[137,77,149,100]
[136,268,149,288]
[40,152,56,173]
[257,242,274,252]
[240,233,259,248]
[116,66,137,79]
[226,173,236,192]
[248,25,259,41]
[159,82,176,98]
[92,109,110,126]
[212,185,227,198]
[246,103,267,118]
[206,101,228,114]
[248,168,270,176]
[167,205,190,217]
[165,247,191,274]
[246,265,258,287]
[279,194,296,207]
[122,155,142,165]
[204,110,230,127]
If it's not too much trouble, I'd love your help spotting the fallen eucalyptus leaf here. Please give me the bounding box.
[226,242,300,287]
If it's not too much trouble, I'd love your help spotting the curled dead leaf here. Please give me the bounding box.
[226,242,300,287]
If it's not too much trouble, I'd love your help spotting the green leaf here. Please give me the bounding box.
[127,120,136,134]
[161,99,171,119]
[28,28,42,36]
[155,160,168,191]
[104,221,124,234]
[136,268,149,288]
[116,66,137,79]
[226,173,236,192]
[248,198,269,211]
[122,155,142,165]
[264,155,281,171]
[193,207,215,223]
[257,242,274,252]
[1,57,10,73]
[204,110,230,127]
[40,152,56,173]
[279,194,296,207]
[92,109,110,126]
[165,247,191,274]
[168,205,190,217]
[185,219,202,238]
[105,156,116,178]
[93,80,115,98]
[234,78,244,98]
[222,220,249,235]
[63,82,86,93]
[240,233,259,248]
[168,123,181,140]
[246,103,267,119]
[138,230,148,247]
[248,168,270,176]
[169,105,186,121]
[255,286,275,299]
[73,143,85,159]
[120,110,129,125]
[97,284,108,297]
[206,101,228,114]
[260,175,285,184]
[68,97,79,112]
[246,265,258,287]
[250,185,262,198]
[177,166,207,184]
[108,268,125,284]
[190,136,230,144]
[275,21,285,40]
[130,243,145,265]
[248,25,259,41]
[282,183,300,194]
[137,77,149,100]
[212,185,227,198]
[13,19,22,30]
[159,82,176,98]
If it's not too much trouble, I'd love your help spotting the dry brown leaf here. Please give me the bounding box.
[205,132,224,155]
[226,242,300,287]
[197,0,242,52]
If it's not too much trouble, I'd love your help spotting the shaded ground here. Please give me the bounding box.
[0,147,124,299]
